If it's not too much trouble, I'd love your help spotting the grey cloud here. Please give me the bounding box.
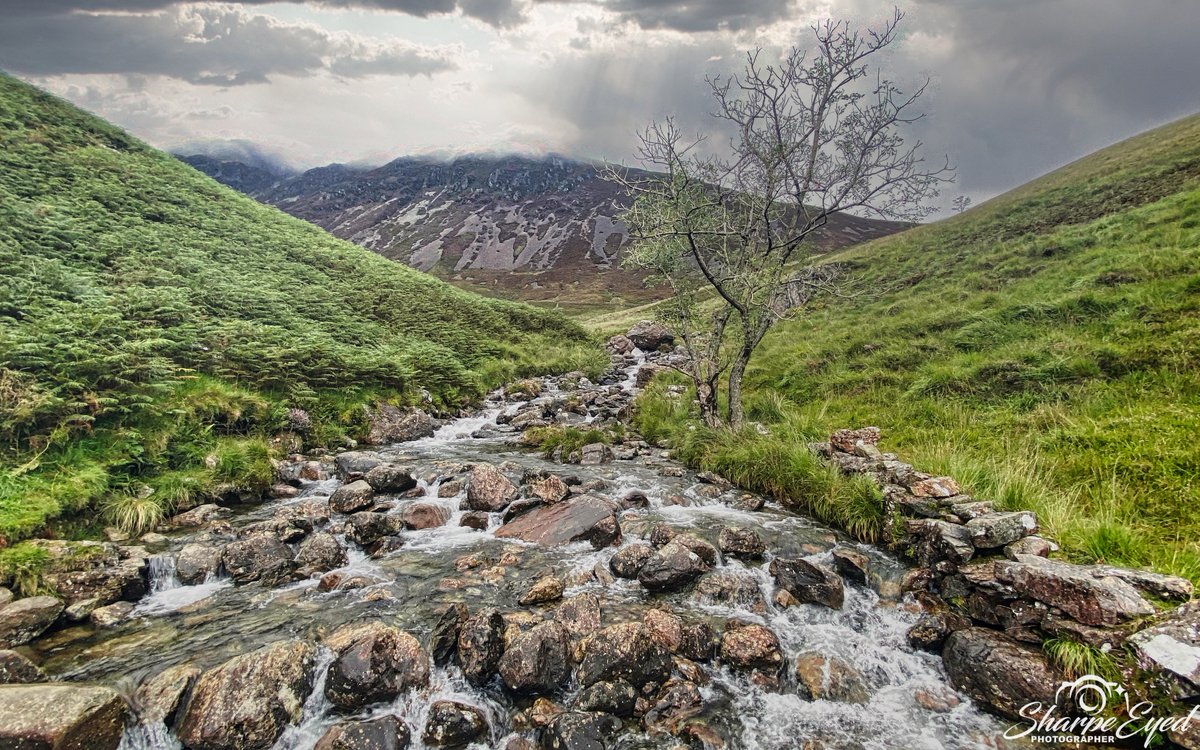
[1,0,523,27]
[597,0,796,32]
[0,5,459,85]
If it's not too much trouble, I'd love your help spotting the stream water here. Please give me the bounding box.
[23,355,1020,750]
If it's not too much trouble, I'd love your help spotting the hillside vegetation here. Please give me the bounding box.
[632,113,1200,580]
[0,75,601,543]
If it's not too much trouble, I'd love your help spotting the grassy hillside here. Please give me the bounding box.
[0,74,602,543]
[633,113,1200,580]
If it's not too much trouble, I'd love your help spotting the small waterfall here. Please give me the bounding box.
[147,553,181,594]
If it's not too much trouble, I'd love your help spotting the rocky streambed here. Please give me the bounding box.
[1,325,1195,750]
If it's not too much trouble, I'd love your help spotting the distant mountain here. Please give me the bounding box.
[178,154,292,195]
[183,152,911,307]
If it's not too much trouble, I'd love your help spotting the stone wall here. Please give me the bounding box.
[815,427,1200,745]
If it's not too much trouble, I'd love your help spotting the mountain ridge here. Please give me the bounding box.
[181,150,911,308]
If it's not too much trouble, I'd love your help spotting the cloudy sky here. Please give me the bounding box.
[2,0,1198,209]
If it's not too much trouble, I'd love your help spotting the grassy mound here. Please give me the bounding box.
[632,113,1200,580]
[0,74,603,543]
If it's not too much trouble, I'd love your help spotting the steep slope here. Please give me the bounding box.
[0,74,601,542]
[185,153,910,309]
[635,113,1200,580]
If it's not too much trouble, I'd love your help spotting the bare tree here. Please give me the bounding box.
[606,8,951,428]
[952,195,972,213]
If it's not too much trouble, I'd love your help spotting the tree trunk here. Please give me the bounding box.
[696,380,722,428]
[727,349,751,429]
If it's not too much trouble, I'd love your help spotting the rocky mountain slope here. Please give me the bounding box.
[181,152,910,308]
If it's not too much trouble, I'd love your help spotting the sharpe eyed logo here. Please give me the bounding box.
[1004,675,1198,747]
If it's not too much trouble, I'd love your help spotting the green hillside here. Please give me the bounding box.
[634,113,1200,580]
[0,74,601,543]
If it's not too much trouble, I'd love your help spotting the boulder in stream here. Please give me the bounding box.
[330,479,377,514]
[0,650,42,684]
[0,596,64,648]
[422,700,489,747]
[717,527,766,560]
[400,502,451,530]
[626,320,675,351]
[794,652,870,703]
[324,623,431,710]
[316,715,411,750]
[608,544,653,579]
[519,575,565,606]
[495,496,620,549]
[134,662,200,728]
[221,536,294,586]
[637,540,711,592]
[719,621,784,673]
[429,603,469,666]
[176,639,318,750]
[466,464,519,512]
[540,711,621,750]
[365,463,418,493]
[295,532,348,578]
[364,404,435,445]
[499,621,571,694]
[0,683,128,750]
[458,608,506,686]
[770,557,845,610]
[176,543,224,585]
[577,623,672,689]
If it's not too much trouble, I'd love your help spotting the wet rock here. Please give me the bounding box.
[0,684,128,750]
[555,594,602,651]
[365,404,434,445]
[643,609,684,653]
[965,511,1037,549]
[575,679,637,717]
[315,715,411,750]
[295,532,348,578]
[609,544,653,579]
[627,320,675,351]
[239,516,309,543]
[438,479,464,498]
[541,711,622,750]
[345,511,405,547]
[942,628,1062,721]
[525,474,570,504]
[176,544,223,586]
[691,571,768,614]
[617,491,649,509]
[423,700,489,747]
[459,511,490,531]
[172,503,230,527]
[638,541,711,592]
[91,600,134,627]
[830,548,870,586]
[1097,565,1193,602]
[0,596,64,648]
[368,536,406,557]
[335,451,385,480]
[995,555,1154,626]
[679,623,719,662]
[770,558,844,610]
[829,427,881,453]
[325,624,431,709]
[520,575,565,606]
[906,609,971,652]
[496,496,620,549]
[717,527,765,560]
[500,621,571,694]
[524,697,565,729]
[221,536,294,586]
[459,608,506,686]
[579,443,613,466]
[719,622,784,673]
[578,623,672,689]
[429,603,468,667]
[134,662,200,726]
[914,687,960,713]
[0,588,11,608]
[177,639,317,750]
[331,480,377,514]
[794,652,870,703]
[401,502,451,530]
[649,523,677,548]
[672,534,719,566]
[0,650,42,684]
[466,464,519,512]
[364,463,418,493]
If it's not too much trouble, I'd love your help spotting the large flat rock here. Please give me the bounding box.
[494,495,619,549]
[0,683,128,750]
